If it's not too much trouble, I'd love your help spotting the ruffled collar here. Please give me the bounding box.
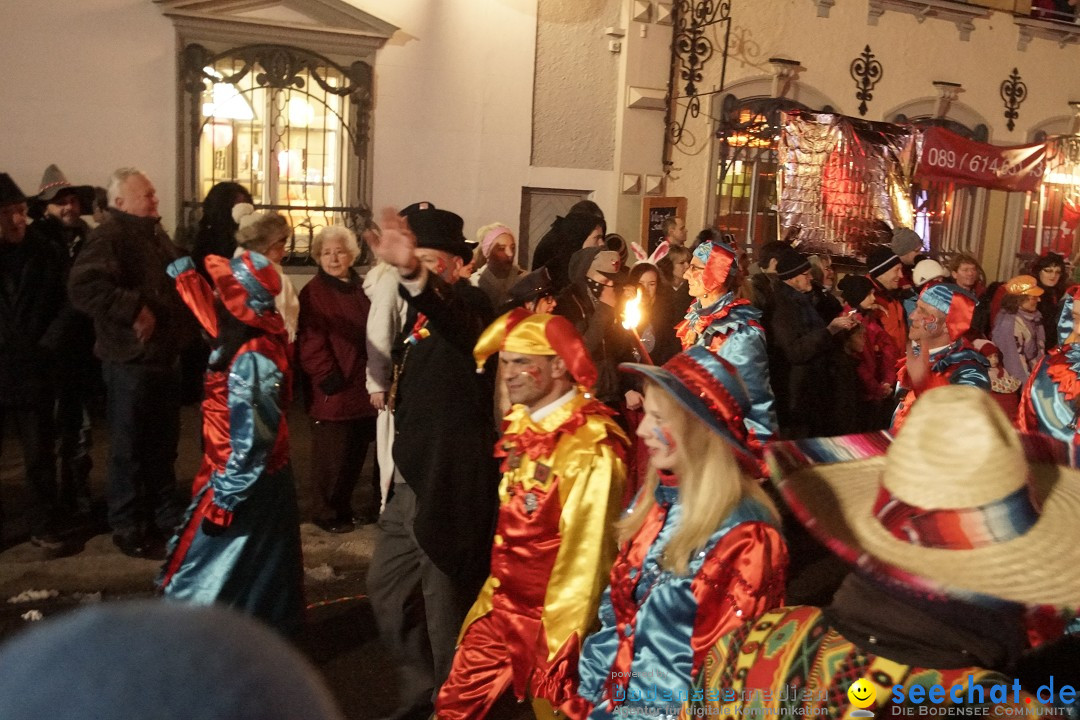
[681,291,756,337]
[1046,343,1080,402]
[654,470,679,506]
[497,391,616,463]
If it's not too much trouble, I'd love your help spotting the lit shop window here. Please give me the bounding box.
[1020,136,1080,261]
[713,97,816,257]
[181,44,374,263]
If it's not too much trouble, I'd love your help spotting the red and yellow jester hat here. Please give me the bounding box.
[474,309,598,389]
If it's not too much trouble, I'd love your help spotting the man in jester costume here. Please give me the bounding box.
[435,309,629,719]
[675,238,776,443]
[891,282,989,433]
[1020,285,1080,442]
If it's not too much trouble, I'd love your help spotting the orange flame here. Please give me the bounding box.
[622,288,644,331]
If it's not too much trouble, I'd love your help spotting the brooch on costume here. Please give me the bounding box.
[523,492,539,514]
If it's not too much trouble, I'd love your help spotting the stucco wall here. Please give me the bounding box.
[663,0,1080,236]
[349,0,537,237]
[0,0,177,229]
[532,0,622,171]
[0,0,624,244]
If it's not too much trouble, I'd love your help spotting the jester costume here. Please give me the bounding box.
[892,283,989,433]
[1020,287,1080,443]
[573,348,788,719]
[436,311,629,718]
[675,240,776,443]
[575,485,785,719]
[158,253,303,634]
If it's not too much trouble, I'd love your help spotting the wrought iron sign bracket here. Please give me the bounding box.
[850,45,883,117]
[662,0,733,171]
[1000,68,1028,133]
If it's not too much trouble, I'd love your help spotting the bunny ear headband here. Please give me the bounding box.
[630,240,671,265]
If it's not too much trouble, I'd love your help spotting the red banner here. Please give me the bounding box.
[915,127,1046,192]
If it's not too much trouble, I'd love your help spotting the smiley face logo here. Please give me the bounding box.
[847,678,876,709]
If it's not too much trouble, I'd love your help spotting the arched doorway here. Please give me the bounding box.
[710,93,833,256]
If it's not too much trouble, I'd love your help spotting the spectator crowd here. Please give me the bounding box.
[1,168,1079,720]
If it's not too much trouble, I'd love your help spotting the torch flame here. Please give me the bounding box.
[622,288,643,331]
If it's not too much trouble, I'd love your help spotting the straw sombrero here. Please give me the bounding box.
[767,385,1080,608]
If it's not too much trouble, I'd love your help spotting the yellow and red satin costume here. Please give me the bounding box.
[435,390,628,719]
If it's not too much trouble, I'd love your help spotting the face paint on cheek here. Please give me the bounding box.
[652,425,677,452]
[519,366,543,384]
[661,428,677,452]
[433,257,447,275]
[923,319,939,334]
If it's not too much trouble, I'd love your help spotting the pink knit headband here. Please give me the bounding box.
[481,225,513,258]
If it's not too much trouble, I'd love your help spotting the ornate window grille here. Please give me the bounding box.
[180,43,374,264]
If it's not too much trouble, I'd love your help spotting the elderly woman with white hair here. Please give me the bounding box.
[470,222,524,307]
[297,225,378,533]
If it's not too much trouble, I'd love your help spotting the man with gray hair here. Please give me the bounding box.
[69,168,195,558]
[661,215,687,248]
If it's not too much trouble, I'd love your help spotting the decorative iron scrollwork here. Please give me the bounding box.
[182,44,370,98]
[663,1,733,167]
[1000,68,1027,133]
[849,45,883,117]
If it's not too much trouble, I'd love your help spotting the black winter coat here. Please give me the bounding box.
[555,284,639,406]
[28,216,95,371]
[0,236,64,406]
[391,274,500,587]
[767,282,848,438]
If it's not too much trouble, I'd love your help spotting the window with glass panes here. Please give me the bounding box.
[181,44,373,263]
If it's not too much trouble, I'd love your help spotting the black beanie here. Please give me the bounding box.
[838,274,874,308]
[866,245,901,278]
[776,248,811,280]
[561,211,605,247]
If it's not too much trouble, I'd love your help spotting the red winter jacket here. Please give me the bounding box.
[297,269,376,421]
[853,307,901,400]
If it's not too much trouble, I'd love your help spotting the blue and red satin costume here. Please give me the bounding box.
[891,340,990,433]
[571,475,787,719]
[157,257,304,634]
[676,292,777,443]
[1019,343,1080,444]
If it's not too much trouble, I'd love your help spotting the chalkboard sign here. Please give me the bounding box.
[641,197,687,255]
